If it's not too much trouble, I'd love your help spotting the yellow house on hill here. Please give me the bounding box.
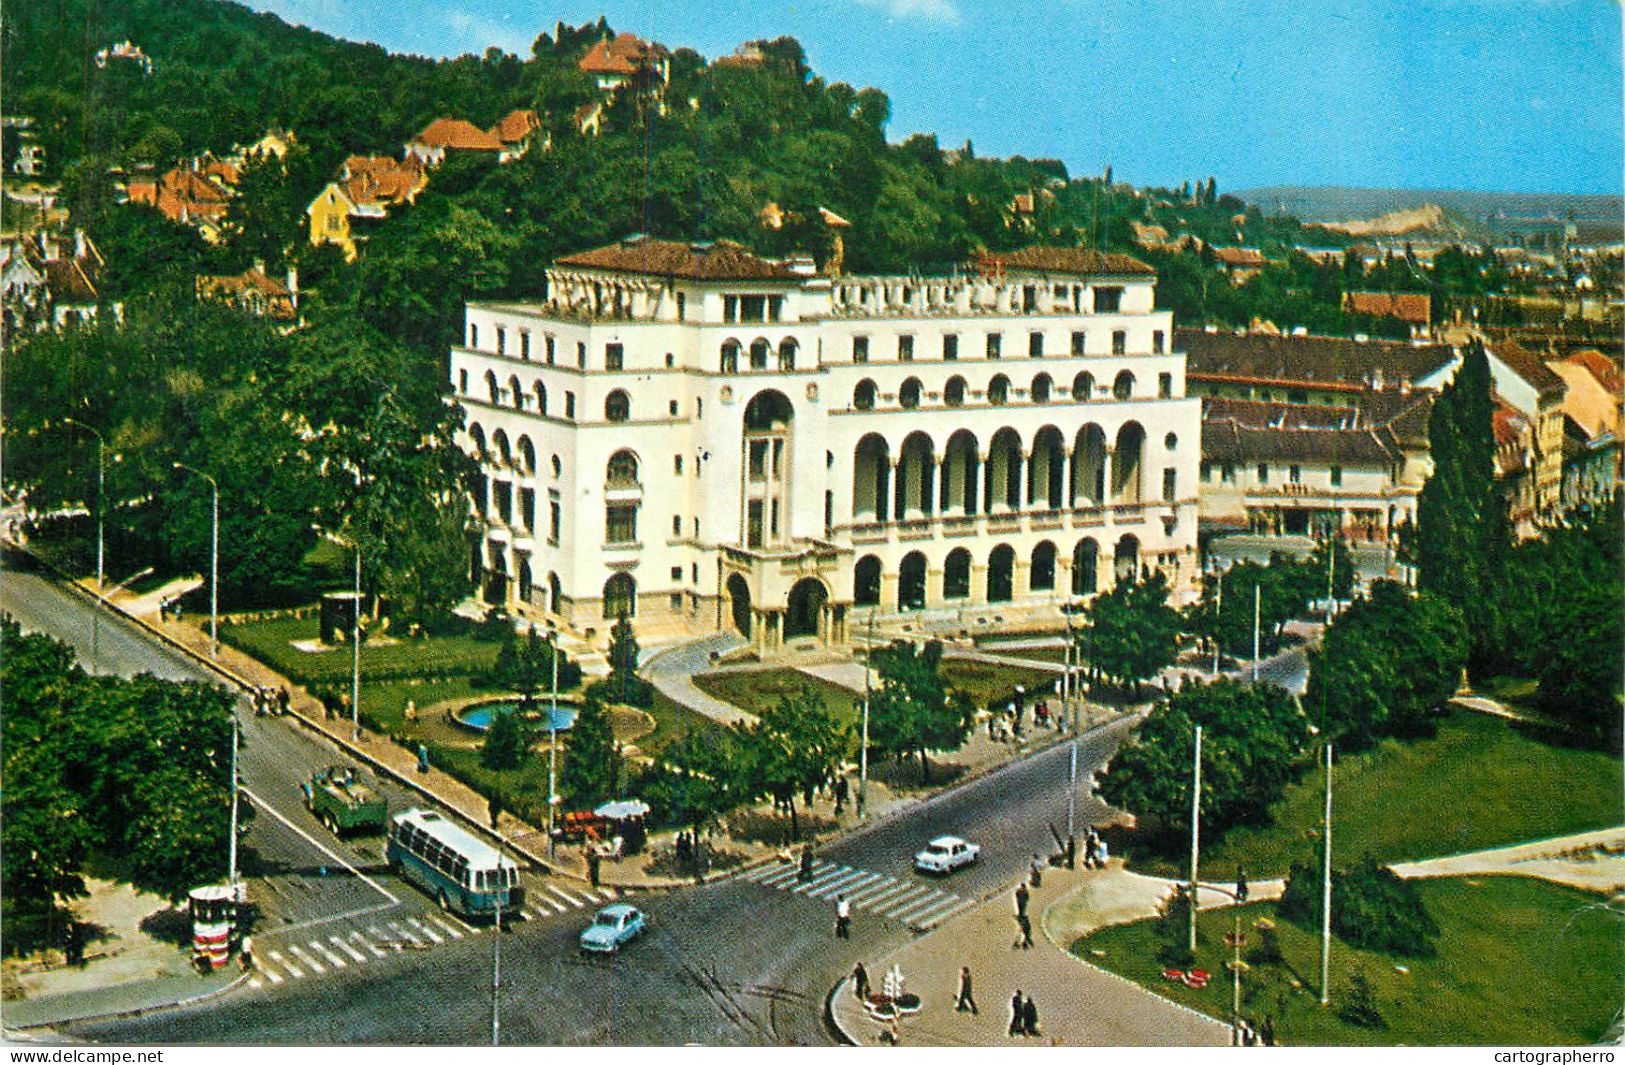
[307,182,361,260]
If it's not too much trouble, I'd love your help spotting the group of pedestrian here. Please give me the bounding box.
[251,685,290,716]
[1081,827,1109,869]
[1008,990,1040,1038]
[1012,881,1034,949]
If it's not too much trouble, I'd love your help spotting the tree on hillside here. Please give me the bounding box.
[868,639,975,783]
[735,685,849,841]
[1096,679,1312,856]
[1082,572,1182,692]
[1416,340,1505,671]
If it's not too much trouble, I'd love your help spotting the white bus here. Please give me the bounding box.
[386,808,524,920]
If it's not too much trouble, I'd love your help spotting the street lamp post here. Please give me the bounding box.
[90,565,153,673]
[859,610,874,818]
[351,542,362,741]
[61,418,106,591]
[547,628,560,853]
[172,463,218,657]
[1063,604,1078,852]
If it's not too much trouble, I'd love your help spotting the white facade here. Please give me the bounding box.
[448,240,1201,652]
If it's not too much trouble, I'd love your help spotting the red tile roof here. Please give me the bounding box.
[555,236,798,281]
[1214,247,1268,268]
[489,109,540,144]
[978,246,1154,277]
[1180,328,1455,391]
[1343,290,1431,325]
[1560,348,1624,395]
[339,156,426,207]
[1491,339,1568,400]
[411,118,504,151]
[198,266,296,320]
[579,32,665,76]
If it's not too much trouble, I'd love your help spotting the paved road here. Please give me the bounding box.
[67,717,1138,1044]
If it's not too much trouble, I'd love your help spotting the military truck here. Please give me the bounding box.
[302,766,388,835]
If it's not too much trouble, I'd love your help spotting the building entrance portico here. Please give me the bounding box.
[721,543,850,657]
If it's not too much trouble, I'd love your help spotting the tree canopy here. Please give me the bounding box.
[867,639,975,783]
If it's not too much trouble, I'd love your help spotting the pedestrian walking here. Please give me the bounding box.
[835,894,852,939]
[799,846,816,883]
[852,961,870,1001]
[1015,881,1029,917]
[239,934,254,971]
[1016,913,1033,950]
[587,850,601,888]
[1030,854,1044,888]
[1236,868,1249,904]
[955,966,978,1014]
[1022,994,1039,1037]
[835,776,849,814]
[1009,992,1025,1037]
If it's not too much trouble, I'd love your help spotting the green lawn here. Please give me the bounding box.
[642,690,729,757]
[1130,710,1623,879]
[1075,878,1622,1045]
[938,658,1057,707]
[691,669,866,727]
[220,615,501,685]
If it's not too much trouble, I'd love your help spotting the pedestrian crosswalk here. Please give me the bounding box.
[739,859,974,931]
[245,883,622,989]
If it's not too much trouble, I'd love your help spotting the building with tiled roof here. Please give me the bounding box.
[488,109,544,161]
[977,246,1155,279]
[405,118,506,166]
[1212,246,1269,283]
[1180,327,1459,405]
[1,230,117,333]
[1343,290,1432,331]
[197,264,299,323]
[1485,339,1567,524]
[578,32,669,92]
[306,155,429,260]
[127,166,234,242]
[1198,391,1434,542]
[1545,354,1621,507]
[450,238,1200,648]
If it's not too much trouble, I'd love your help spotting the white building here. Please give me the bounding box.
[449,237,1201,654]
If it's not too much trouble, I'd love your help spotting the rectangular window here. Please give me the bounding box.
[1222,463,1235,484]
[520,487,536,531]
[898,334,914,361]
[691,563,698,583]
[564,392,576,420]
[674,455,684,475]
[747,500,764,548]
[496,327,506,355]
[458,369,468,393]
[1029,332,1044,357]
[1112,330,1127,355]
[606,343,624,371]
[1158,372,1173,398]
[669,593,683,611]
[520,331,531,360]
[696,398,703,418]
[606,504,637,545]
[1257,463,1269,484]
[1162,468,1177,502]
[693,517,700,538]
[724,295,739,323]
[1071,331,1086,356]
[1094,286,1123,313]
[576,341,586,368]
[665,353,675,368]
[943,334,959,361]
[671,517,682,538]
[669,400,679,416]
[986,333,1002,359]
[494,481,513,525]
[1289,464,1302,484]
[852,336,869,363]
[749,441,768,482]
[676,293,686,321]
[545,335,555,364]
[671,566,683,581]
[1153,330,1165,354]
[1330,465,1343,487]
[469,323,479,348]
[548,493,561,544]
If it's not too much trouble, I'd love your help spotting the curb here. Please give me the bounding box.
[4,970,253,1034]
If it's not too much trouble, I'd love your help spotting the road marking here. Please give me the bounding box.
[353,931,388,957]
[799,867,870,897]
[850,880,916,909]
[548,885,586,908]
[871,885,936,918]
[810,869,885,900]
[331,934,368,962]
[794,864,854,893]
[429,916,464,940]
[264,968,284,985]
[844,875,905,905]
[248,976,264,989]
[386,920,424,947]
[445,912,479,935]
[893,890,965,925]
[539,891,570,914]
[406,917,444,944]
[286,944,326,975]
[308,938,346,968]
[241,786,398,905]
[740,863,787,883]
[269,950,305,979]
[756,863,811,889]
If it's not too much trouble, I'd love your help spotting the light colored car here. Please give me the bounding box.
[914,835,981,874]
[579,903,647,953]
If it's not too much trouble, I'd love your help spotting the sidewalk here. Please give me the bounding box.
[829,861,1234,1047]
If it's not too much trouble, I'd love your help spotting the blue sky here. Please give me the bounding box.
[246,0,1621,195]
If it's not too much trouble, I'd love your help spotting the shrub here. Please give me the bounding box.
[1281,856,1438,957]
[1155,885,1197,967]
[1338,971,1386,1029]
[480,708,528,771]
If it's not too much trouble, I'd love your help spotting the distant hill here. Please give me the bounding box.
[1239,185,1622,241]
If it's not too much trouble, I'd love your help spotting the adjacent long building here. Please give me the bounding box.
[448,237,1201,654]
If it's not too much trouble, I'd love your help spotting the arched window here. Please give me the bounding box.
[534,380,548,416]
[944,375,967,407]
[509,375,523,410]
[1113,370,1135,401]
[721,340,740,373]
[749,338,770,371]
[603,572,637,619]
[854,555,882,606]
[899,377,923,410]
[988,374,1010,405]
[944,548,972,599]
[606,450,639,487]
[458,369,468,394]
[1031,373,1053,403]
[468,422,487,460]
[605,389,631,422]
[1071,372,1094,401]
[517,436,537,474]
[1030,541,1057,590]
[987,544,1015,602]
[778,338,798,371]
[854,379,877,411]
[485,370,499,405]
[492,429,512,468]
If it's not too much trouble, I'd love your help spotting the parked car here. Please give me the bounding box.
[914,835,981,874]
[579,904,647,954]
